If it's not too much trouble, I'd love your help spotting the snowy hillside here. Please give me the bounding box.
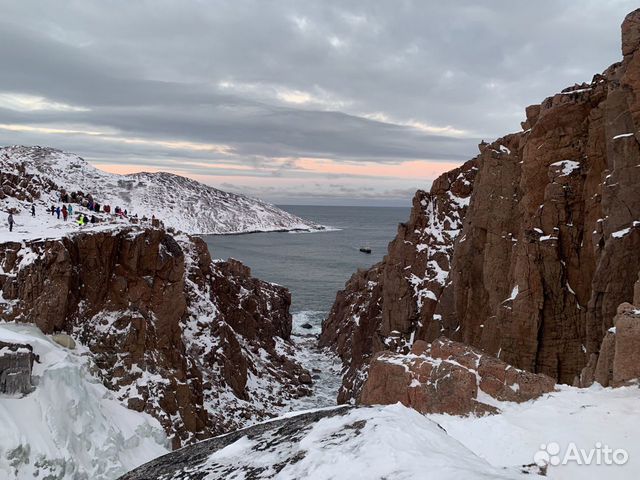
[121,404,536,480]
[0,323,169,479]
[122,386,640,480]
[0,146,322,235]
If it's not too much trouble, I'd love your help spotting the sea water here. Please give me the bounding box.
[204,205,409,408]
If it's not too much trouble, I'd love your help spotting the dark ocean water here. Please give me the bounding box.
[204,205,408,322]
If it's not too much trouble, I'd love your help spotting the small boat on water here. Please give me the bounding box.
[359,247,372,254]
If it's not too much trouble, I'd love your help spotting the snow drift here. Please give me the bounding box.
[0,322,169,480]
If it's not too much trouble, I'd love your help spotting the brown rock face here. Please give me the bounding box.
[580,301,640,387]
[319,160,477,402]
[0,227,309,447]
[323,9,640,402]
[0,150,56,204]
[0,341,36,395]
[360,338,555,415]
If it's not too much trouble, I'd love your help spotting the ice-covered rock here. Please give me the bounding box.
[0,322,169,479]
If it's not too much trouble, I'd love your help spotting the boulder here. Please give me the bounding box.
[51,333,76,349]
[578,302,640,387]
[360,338,555,415]
[611,303,640,386]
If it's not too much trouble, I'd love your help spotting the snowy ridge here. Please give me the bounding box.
[121,403,535,479]
[0,146,322,235]
[123,384,640,480]
[0,323,169,479]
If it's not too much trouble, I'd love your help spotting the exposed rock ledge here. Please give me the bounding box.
[360,338,556,416]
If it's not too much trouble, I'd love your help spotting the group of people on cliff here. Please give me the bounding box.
[5,187,161,232]
[48,205,96,225]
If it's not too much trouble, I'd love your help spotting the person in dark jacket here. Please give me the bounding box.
[31,204,35,217]
[7,213,14,232]
[55,206,61,219]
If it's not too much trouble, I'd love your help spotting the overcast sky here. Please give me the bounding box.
[0,1,636,205]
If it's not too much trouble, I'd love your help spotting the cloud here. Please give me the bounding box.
[0,0,636,204]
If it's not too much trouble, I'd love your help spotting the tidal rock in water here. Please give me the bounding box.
[322,8,640,401]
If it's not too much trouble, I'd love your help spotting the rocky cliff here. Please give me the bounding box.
[322,9,640,402]
[0,226,311,448]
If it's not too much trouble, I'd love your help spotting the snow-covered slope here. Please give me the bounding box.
[120,404,536,480]
[0,323,169,479]
[122,385,640,480]
[0,146,322,235]
[433,384,640,480]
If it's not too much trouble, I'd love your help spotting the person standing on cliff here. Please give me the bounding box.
[7,213,14,232]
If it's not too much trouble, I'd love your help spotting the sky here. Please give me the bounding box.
[0,1,637,206]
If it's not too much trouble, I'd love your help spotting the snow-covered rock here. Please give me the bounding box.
[122,384,640,480]
[0,226,313,447]
[0,146,322,235]
[119,404,536,480]
[0,322,169,480]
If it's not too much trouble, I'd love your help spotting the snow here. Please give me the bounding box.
[613,133,635,140]
[560,87,592,95]
[0,194,134,245]
[188,404,533,480]
[550,160,581,176]
[432,384,640,480]
[611,222,640,239]
[0,322,169,479]
[0,146,324,235]
[505,285,519,302]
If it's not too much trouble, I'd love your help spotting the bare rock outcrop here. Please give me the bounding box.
[360,338,555,415]
[320,160,478,402]
[0,227,309,447]
[323,9,640,402]
[579,301,640,387]
[0,341,35,395]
